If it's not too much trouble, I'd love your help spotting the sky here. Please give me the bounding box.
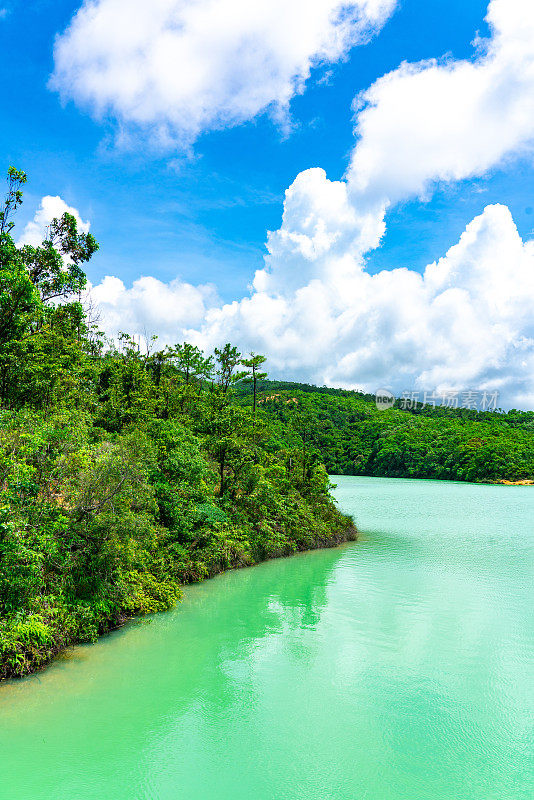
[2,0,534,408]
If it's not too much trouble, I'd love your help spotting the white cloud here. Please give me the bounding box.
[17,195,90,248]
[88,191,534,407]
[65,0,534,407]
[51,0,397,147]
[256,168,386,295]
[90,274,219,341]
[194,194,534,407]
[348,0,534,206]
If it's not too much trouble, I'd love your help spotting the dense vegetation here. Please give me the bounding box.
[0,170,352,680]
[237,381,534,482]
[1,167,532,680]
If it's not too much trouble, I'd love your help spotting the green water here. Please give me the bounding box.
[1,477,533,799]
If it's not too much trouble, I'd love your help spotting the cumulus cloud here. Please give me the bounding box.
[348,0,534,205]
[90,274,219,340]
[89,190,534,407]
[17,195,90,248]
[193,191,534,406]
[16,195,219,341]
[76,0,534,407]
[255,168,386,295]
[51,0,397,147]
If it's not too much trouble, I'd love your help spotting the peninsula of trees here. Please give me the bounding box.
[1,168,532,681]
[0,169,352,680]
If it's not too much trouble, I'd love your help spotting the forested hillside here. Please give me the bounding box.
[1,167,532,681]
[237,382,534,483]
[0,170,352,680]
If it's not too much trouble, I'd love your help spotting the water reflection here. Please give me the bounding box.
[1,478,533,800]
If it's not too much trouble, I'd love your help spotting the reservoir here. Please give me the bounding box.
[1,477,533,799]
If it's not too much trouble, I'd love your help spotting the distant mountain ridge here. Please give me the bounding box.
[237,380,534,482]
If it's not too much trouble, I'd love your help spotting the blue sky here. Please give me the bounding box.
[3,0,524,292]
[2,0,534,406]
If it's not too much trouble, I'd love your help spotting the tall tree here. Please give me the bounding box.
[241,352,267,433]
[0,167,98,408]
[214,343,245,392]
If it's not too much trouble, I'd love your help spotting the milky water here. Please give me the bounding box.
[1,477,533,799]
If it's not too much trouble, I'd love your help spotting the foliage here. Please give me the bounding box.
[0,170,353,680]
[239,381,534,482]
[6,166,530,681]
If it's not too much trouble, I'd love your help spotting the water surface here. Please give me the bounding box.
[1,477,533,799]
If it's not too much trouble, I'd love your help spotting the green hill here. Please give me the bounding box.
[0,171,352,680]
[236,380,534,483]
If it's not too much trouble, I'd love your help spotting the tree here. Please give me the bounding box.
[0,167,98,408]
[289,402,322,486]
[214,343,245,392]
[0,169,38,352]
[170,342,213,385]
[0,167,27,236]
[0,171,355,682]
[96,334,157,430]
[241,352,267,436]
[241,352,267,416]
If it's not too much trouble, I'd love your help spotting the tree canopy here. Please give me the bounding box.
[0,169,352,680]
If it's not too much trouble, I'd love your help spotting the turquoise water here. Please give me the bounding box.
[1,476,533,799]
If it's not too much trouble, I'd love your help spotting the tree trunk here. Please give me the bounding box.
[252,373,257,441]
[219,450,226,496]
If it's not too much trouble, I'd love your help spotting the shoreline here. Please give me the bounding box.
[331,473,534,486]
[0,522,357,684]
[496,479,534,485]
